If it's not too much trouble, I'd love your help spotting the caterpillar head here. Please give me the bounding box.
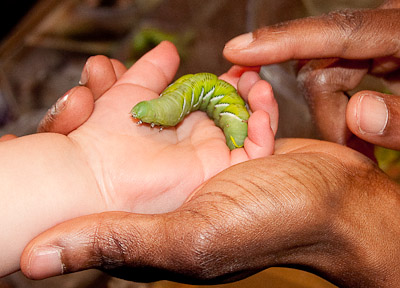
[130,101,155,123]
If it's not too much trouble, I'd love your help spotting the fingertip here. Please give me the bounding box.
[82,55,119,99]
[21,245,64,280]
[224,30,286,66]
[117,41,180,93]
[224,33,254,51]
[20,213,105,279]
[38,86,94,134]
[223,33,257,65]
[237,71,261,101]
[226,65,261,78]
[220,66,261,89]
[158,40,180,57]
[248,80,278,134]
[247,79,274,109]
[347,91,400,149]
[347,91,388,136]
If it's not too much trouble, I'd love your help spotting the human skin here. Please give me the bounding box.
[0,41,276,277]
[20,138,400,287]
[18,3,400,286]
[224,0,400,149]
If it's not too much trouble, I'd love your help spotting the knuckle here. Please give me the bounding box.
[297,58,369,102]
[326,9,365,52]
[297,62,326,88]
[91,213,133,269]
[170,213,235,282]
[184,228,224,281]
[297,60,336,100]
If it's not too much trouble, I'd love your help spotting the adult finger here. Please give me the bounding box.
[20,212,165,280]
[223,9,400,66]
[116,41,180,94]
[20,210,230,283]
[347,90,400,150]
[297,58,369,144]
[37,87,94,134]
[80,55,126,100]
[380,0,400,9]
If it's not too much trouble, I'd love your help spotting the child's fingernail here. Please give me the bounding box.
[225,33,254,50]
[357,94,388,135]
[27,246,64,279]
[50,88,73,116]
[79,61,89,86]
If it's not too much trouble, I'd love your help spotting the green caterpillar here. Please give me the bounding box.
[130,73,250,150]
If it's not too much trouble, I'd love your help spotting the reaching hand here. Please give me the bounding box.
[224,1,400,150]
[20,138,400,287]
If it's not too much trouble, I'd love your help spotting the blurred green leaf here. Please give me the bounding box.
[375,146,400,182]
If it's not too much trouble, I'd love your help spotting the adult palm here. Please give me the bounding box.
[21,138,400,287]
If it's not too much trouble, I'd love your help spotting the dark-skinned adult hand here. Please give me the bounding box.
[224,0,400,150]
[20,137,400,288]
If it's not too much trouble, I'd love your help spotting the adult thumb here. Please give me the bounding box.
[20,211,182,281]
[347,91,400,150]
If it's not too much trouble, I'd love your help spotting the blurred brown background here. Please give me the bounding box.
[0,0,388,287]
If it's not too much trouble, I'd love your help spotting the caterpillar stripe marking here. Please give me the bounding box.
[130,73,250,150]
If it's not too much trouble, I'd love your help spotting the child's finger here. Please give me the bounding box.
[110,58,128,79]
[237,71,261,102]
[230,110,274,165]
[219,66,260,88]
[0,134,17,142]
[116,41,180,94]
[244,110,274,159]
[80,55,122,100]
[247,80,278,135]
[37,87,94,134]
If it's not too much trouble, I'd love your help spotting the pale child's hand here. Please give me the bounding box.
[0,41,277,277]
[58,41,277,213]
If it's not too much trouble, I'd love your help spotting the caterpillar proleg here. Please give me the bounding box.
[130,73,250,150]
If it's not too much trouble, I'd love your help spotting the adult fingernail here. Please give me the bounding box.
[27,246,64,279]
[79,61,89,86]
[225,33,254,50]
[357,94,388,135]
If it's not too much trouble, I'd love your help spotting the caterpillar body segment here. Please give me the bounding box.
[131,73,250,150]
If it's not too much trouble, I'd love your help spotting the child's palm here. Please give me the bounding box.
[68,42,275,213]
[70,82,233,213]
